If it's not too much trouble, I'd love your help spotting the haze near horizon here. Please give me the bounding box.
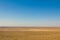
[0,0,60,26]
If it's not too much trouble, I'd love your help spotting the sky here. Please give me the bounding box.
[0,0,60,27]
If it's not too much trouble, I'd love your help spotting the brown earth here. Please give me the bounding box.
[0,27,60,40]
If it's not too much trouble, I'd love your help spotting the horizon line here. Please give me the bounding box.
[0,26,60,28]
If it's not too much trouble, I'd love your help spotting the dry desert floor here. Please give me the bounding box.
[0,27,60,40]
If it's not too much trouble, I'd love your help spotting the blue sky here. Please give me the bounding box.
[0,0,60,26]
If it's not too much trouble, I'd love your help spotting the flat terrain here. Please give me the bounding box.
[0,27,60,40]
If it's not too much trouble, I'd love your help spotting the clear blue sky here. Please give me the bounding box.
[0,0,60,26]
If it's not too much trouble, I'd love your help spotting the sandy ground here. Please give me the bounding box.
[0,27,60,40]
[0,27,60,31]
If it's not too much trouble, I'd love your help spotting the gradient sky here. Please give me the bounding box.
[0,0,60,26]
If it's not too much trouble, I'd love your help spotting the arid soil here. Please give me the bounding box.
[0,27,60,40]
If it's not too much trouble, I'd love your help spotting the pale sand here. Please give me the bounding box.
[0,27,60,31]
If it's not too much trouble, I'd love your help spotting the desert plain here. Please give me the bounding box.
[0,27,60,40]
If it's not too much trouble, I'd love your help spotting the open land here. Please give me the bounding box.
[0,27,60,40]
